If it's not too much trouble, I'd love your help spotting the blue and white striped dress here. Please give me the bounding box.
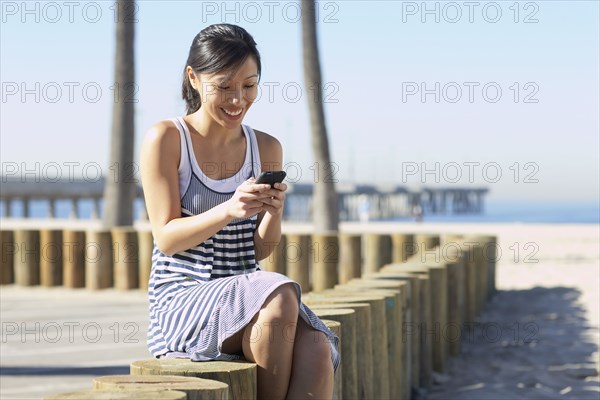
[146,116,340,373]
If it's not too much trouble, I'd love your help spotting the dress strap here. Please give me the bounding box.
[171,117,193,198]
[244,125,262,178]
[173,117,194,168]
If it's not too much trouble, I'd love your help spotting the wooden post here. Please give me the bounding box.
[381,234,393,266]
[328,286,403,400]
[85,229,113,290]
[313,304,373,400]
[14,229,40,286]
[311,233,339,292]
[363,234,378,274]
[474,240,488,313]
[428,265,448,372]
[414,233,440,262]
[63,230,85,288]
[312,308,358,400]
[45,390,187,399]
[112,227,139,290]
[404,263,449,373]
[344,279,411,400]
[417,274,432,387]
[93,374,229,400]
[462,243,477,323]
[40,229,63,287]
[363,233,392,274]
[444,245,465,356]
[138,229,154,290]
[130,359,256,400]
[380,266,432,388]
[368,272,421,390]
[284,234,310,292]
[338,233,362,284]
[441,233,463,247]
[415,233,440,249]
[260,235,287,275]
[391,233,415,263]
[304,293,389,399]
[456,236,492,314]
[462,238,486,315]
[382,263,448,373]
[478,235,498,299]
[489,236,498,299]
[321,320,343,400]
[1,229,15,284]
[441,237,473,321]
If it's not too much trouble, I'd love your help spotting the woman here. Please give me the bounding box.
[140,23,340,399]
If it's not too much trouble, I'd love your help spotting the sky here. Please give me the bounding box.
[1,0,599,203]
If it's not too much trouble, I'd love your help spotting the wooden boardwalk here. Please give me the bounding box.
[0,286,150,399]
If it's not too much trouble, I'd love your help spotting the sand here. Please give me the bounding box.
[418,224,599,400]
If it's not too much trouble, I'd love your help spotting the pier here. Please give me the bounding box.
[0,178,488,221]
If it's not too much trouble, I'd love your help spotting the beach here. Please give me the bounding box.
[419,223,600,400]
[0,221,598,399]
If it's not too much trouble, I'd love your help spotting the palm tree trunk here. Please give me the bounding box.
[301,0,339,233]
[102,0,136,227]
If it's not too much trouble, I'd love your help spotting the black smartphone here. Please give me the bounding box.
[255,171,286,187]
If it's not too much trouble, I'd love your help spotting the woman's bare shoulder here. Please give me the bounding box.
[142,120,181,153]
[145,119,180,142]
[253,128,282,166]
[141,119,182,170]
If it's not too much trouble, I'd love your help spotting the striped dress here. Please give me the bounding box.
[146,116,340,373]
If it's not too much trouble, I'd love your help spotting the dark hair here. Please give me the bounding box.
[182,24,261,115]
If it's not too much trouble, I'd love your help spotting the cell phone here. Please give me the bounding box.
[255,171,286,187]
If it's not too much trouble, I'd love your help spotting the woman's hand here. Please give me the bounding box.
[259,182,288,216]
[225,179,272,219]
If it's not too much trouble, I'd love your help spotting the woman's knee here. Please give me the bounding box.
[314,338,335,381]
[261,283,299,320]
[296,325,334,376]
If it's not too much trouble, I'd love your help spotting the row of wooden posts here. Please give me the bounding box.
[2,227,497,399]
[0,228,496,296]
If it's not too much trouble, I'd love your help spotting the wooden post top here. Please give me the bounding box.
[93,374,229,390]
[303,293,387,303]
[369,271,418,279]
[45,389,187,399]
[130,359,256,374]
[312,308,355,317]
[310,302,371,310]
[347,278,408,289]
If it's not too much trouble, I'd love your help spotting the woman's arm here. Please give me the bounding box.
[253,131,287,261]
[140,121,269,256]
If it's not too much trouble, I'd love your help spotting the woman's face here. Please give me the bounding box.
[190,56,259,129]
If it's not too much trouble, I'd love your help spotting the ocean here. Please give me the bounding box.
[391,200,600,224]
[1,199,598,224]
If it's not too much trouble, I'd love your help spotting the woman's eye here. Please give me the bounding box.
[217,84,256,90]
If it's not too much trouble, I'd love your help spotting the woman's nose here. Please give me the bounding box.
[227,88,242,104]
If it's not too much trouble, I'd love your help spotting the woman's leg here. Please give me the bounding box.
[285,317,335,399]
[222,283,299,400]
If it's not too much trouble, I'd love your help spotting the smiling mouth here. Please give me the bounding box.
[221,108,243,117]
